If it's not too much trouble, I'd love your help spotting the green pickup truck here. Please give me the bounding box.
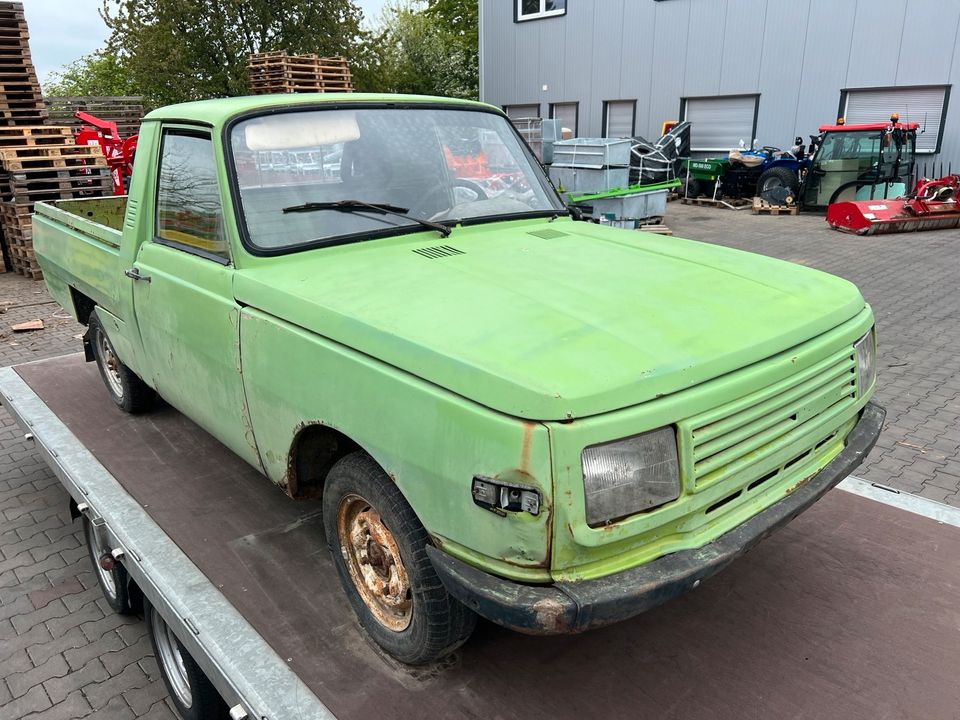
[34,93,882,665]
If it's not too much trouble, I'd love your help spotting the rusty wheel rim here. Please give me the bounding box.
[337,494,412,632]
[96,329,123,399]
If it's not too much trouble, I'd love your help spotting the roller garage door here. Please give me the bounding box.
[683,95,759,152]
[504,103,540,120]
[843,86,948,153]
[604,100,636,138]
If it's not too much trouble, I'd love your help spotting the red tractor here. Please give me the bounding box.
[74,111,138,196]
[799,114,918,210]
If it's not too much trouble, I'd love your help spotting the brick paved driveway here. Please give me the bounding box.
[1,203,958,718]
[0,275,176,719]
[669,201,960,506]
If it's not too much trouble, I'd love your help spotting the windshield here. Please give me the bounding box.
[230,106,564,251]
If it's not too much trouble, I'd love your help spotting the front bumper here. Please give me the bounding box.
[427,401,885,635]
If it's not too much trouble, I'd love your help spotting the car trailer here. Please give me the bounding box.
[2,354,960,720]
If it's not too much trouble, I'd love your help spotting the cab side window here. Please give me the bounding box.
[156,131,229,260]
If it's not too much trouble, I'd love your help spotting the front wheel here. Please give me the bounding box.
[323,452,477,665]
[144,598,229,720]
[89,310,155,413]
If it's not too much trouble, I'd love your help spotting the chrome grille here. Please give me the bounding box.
[684,348,858,489]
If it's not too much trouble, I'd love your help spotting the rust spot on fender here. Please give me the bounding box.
[520,421,535,474]
[532,598,568,633]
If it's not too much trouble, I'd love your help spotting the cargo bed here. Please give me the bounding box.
[2,354,959,720]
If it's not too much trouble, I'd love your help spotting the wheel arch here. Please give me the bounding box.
[286,422,369,500]
[69,286,96,326]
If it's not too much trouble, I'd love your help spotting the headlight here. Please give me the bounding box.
[854,329,877,396]
[581,426,681,527]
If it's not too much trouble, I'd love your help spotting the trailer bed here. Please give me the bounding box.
[3,354,959,719]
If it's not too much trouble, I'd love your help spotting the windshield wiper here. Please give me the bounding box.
[282,199,451,238]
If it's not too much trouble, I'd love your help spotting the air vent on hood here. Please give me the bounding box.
[527,229,569,239]
[412,245,465,258]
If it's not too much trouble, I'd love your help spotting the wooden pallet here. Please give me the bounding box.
[0,125,73,146]
[751,197,799,216]
[0,146,104,171]
[637,223,673,236]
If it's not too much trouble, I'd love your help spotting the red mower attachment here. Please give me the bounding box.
[74,111,138,196]
[826,175,960,235]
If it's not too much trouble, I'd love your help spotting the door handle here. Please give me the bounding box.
[125,267,151,283]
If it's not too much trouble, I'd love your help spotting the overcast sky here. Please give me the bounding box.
[22,0,391,86]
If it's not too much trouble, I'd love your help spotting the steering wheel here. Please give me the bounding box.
[410,178,488,217]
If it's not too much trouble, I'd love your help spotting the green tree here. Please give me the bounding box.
[100,0,369,106]
[373,0,478,99]
[43,49,140,98]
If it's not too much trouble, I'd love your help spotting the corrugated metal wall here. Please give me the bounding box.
[481,0,960,168]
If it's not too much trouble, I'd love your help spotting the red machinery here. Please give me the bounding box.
[826,175,960,235]
[74,111,138,195]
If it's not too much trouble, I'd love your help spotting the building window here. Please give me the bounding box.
[841,85,950,154]
[503,103,541,120]
[681,95,759,152]
[603,100,636,138]
[516,0,566,22]
[550,102,578,136]
[156,130,229,261]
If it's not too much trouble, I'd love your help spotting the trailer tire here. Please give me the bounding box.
[89,310,155,414]
[83,516,134,615]
[683,175,702,198]
[323,451,477,665]
[144,598,229,720]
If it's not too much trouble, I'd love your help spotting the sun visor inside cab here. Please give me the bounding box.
[243,111,361,150]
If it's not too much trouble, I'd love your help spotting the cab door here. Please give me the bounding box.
[128,126,261,469]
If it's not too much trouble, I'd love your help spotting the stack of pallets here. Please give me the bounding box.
[0,1,46,127]
[44,96,145,137]
[0,128,110,278]
[248,52,353,94]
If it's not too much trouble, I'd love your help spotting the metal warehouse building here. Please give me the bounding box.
[480,0,959,169]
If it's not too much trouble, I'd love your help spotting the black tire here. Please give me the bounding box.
[83,516,134,615]
[89,310,155,414]
[757,166,800,198]
[683,175,702,198]
[143,598,229,720]
[323,452,477,665]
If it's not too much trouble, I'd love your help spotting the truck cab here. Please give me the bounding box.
[32,94,882,665]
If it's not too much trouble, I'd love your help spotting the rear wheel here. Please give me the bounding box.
[144,598,229,720]
[89,310,155,414]
[683,175,702,198]
[757,166,800,202]
[83,516,133,615]
[323,452,477,665]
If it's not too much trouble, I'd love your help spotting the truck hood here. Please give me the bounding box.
[234,218,865,420]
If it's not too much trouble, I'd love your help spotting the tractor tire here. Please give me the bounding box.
[757,167,800,202]
[683,176,702,198]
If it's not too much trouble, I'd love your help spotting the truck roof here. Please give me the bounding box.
[143,93,498,126]
[818,121,920,132]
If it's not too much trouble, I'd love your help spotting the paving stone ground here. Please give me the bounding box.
[0,276,176,719]
[0,204,958,717]
[668,201,960,506]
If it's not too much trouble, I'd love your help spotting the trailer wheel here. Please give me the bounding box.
[89,310,155,414]
[83,516,133,615]
[323,452,477,665]
[683,175,702,198]
[144,598,229,720]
